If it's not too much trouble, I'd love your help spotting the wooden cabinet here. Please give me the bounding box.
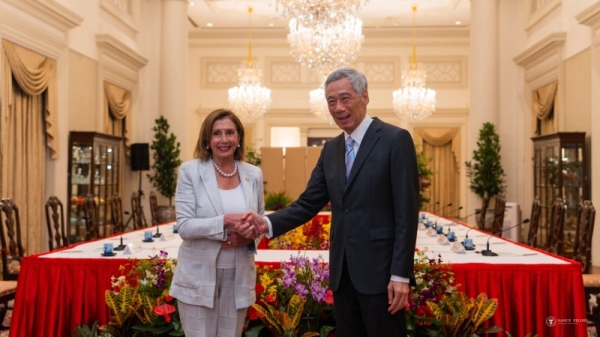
[532,132,587,256]
[68,132,123,243]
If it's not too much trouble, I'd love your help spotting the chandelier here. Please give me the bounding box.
[288,14,364,78]
[309,86,329,120]
[228,7,272,121]
[268,0,368,27]
[392,6,436,121]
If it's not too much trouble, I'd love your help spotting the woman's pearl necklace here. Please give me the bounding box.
[211,159,238,178]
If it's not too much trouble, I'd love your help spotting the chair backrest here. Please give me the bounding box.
[82,195,100,240]
[573,200,596,273]
[547,198,566,255]
[0,198,25,281]
[527,196,542,247]
[476,192,490,229]
[45,196,68,250]
[491,194,506,234]
[131,192,146,230]
[149,192,158,225]
[111,194,125,234]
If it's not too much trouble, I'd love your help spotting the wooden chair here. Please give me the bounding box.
[547,198,566,255]
[573,200,596,274]
[0,198,25,281]
[45,196,68,251]
[490,194,506,234]
[526,197,542,247]
[131,192,146,230]
[149,191,159,225]
[476,192,490,230]
[111,194,126,234]
[82,195,100,240]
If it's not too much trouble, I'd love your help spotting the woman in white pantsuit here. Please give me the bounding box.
[169,109,264,337]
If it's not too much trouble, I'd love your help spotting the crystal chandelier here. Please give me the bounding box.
[392,6,436,121]
[228,7,272,121]
[309,86,328,119]
[288,14,364,78]
[268,0,368,27]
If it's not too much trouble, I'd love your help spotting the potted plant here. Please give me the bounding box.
[416,148,433,211]
[147,116,182,223]
[465,122,505,222]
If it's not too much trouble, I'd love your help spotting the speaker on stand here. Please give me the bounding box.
[125,143,150,229]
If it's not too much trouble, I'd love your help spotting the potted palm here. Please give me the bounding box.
[147,116,182,223]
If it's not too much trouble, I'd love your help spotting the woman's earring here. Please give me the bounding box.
[206,145,209,150]
[237,144,240,148]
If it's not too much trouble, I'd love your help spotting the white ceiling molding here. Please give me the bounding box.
[513,32,566,89]
[3,0,82,33]
[96,33,147,90]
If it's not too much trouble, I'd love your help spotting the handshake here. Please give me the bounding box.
[226,210,268,240]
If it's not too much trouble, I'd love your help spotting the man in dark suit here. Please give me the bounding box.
[238,68,419,337]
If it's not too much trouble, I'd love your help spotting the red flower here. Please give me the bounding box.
[265,293,275,303]
[247,306,260,320]
[163,295,173,303]
[255,283,265,295]
[325,289,334,305]
[153,303,176,323]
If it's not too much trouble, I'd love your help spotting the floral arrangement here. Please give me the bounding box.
[416,149,434,210]
[98,250,184,336]
[267,215,331,250]
[244,253,335,337]
[407,248,502,337]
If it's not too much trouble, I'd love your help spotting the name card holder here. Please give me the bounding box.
[436,235,450,245]
[124,242,142,255]
[159,233,174,242]
[426,228,437,237]
[451,242,466,254]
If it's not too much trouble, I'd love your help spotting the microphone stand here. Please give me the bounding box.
[462,213,503,250]
[480,219,530,256]
[437,203,453,216]
[114,236,126,251]
[443,206,463,218]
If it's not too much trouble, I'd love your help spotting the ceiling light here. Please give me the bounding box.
[392,6,436,121]
[268,0,368,27]
[228,7,272,121]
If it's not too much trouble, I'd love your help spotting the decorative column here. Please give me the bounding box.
[160,0,189,158]
[467,0,499,216]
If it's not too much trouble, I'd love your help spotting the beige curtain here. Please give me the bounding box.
[533,81,558,135]
[2,39,58,159]
[103,81,131,157]
[414,128,460,213]
[1,42,51,255]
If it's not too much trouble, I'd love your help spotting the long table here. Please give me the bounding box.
[10,216,587,337]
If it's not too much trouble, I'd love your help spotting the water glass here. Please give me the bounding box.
[103,243,113,255]
[144,230,153,241]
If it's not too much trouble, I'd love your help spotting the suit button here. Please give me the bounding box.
[344,209,349,214]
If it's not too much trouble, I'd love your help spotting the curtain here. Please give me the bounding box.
[103,81,131,157]
[2,39,58,159]
[414,128,460,213]
[1,40,56,255]
[532,81,558,135]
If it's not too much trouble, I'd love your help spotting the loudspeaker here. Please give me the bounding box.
[131,143,150,171]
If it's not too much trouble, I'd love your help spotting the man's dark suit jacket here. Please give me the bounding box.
[267,117,419,294]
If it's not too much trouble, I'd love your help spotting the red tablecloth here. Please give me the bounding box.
[10,237,587,337]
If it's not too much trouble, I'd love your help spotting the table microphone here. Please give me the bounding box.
[114,236,126,251]
[153,224,161,238]
[431,201,441,214]
[443,206,463,217]
[461,213,503,250]
[437,203,453,216]
[480,218,530,257]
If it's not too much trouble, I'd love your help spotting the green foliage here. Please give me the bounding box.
[416,149,434,210]
[465,122,505,198]
[72,320,100,337]
[265,190,293,210]
[246,145,262,166]
[148,116,182,205]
